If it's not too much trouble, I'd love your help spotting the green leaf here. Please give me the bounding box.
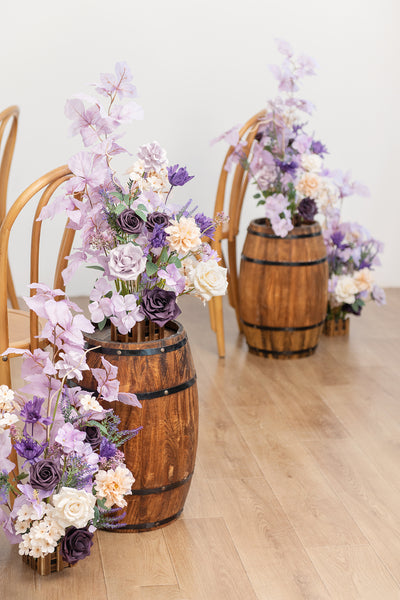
[146,260,158,277]
[135,209,147,221]
[16,472,29,481]
[110,191,124,202]
[97,317,108,331]
[169,255,182,268]
[158,247,169,265]
[256,199,266,207]
[86,420,109,436]
[114,203,127,216]
[86,265,105,272]
[254,193,261,199]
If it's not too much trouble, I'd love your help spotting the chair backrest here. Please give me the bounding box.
[0,165,75,357]
[213,109,266,245]
[0,106,20,308]
[0,106,19,225]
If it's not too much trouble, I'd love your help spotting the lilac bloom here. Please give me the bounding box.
[0,506,21,544]
[292,133,312,153]
[64,99,112,146]
[275,38,293,57]
[167,164,194,187]
[55,422,86,453]
[92,357,120,403]
[331,231,346,248]
[372,285,386,306]
[137,141,168,172]
[109,101,144,123]
[158,264,186,295]
[95,61,137,99]
[0,431,15,474]
[210,125,241,147]
[68,152,110,192]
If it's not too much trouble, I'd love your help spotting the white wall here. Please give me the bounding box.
[1,0,399,296]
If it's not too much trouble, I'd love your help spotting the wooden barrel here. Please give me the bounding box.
[239,219,328,358]
[80,321,198,532]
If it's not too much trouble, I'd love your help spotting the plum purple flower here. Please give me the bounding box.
[141,288,181,327]
[167,164,194,187]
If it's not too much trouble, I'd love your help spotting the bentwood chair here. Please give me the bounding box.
[0,106,20,310]
[0,165,75,389]
[209,110,266,357]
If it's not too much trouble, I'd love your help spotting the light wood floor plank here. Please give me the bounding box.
[163,517,258,600]
[307,545,400,600]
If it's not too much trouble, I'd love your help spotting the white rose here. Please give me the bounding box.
[315,178,340,211]
[301,153,322,173]
[193,260,228,301]
[353,268,374,293]
[334,276,359,305]
[52,487,96,529]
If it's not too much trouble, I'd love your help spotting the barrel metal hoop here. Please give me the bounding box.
[247,344,318,357]
[113,508,184,531]
[85,336,187,356]
[241,319,325,332]
[130,472,193,496]
[248,229,321,239]
[135,375,197,401]
[241,255,327,267]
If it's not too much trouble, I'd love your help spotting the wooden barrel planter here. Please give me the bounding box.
[80,320,198,532]
[239,219,328,358]
[323,317,349,337]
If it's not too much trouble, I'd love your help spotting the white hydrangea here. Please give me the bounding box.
[0,412,18,432]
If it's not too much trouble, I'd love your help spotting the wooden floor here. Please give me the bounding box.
[1,290,400,599]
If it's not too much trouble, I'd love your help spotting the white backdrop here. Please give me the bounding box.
[1,0,399,296]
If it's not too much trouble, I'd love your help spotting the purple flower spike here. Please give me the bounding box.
[194,213,216,239]
[167,164,194,187]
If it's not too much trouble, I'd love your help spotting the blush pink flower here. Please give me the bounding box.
[94,465,134,508]
[165,217,202,255]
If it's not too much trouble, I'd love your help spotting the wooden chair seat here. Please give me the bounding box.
[7,309,47,352]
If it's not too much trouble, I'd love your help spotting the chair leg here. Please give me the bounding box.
[227,240,243,333]
[208,297,216,332]
[213,295,225,358]
[7,260,19,309]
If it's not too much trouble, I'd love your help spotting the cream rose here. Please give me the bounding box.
[300,153,322,173]
[193,260,228,301]
[334,275,359,305]
[315,178,340,211]
[353,268,374,293]
[165,216,202,254]
[52,487,96,529]
[296,172,321,198]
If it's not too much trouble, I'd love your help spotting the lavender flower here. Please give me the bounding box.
[195,213,216,239]
[150,224,167,248]
[99,438,117,459]
[167,164,194,187]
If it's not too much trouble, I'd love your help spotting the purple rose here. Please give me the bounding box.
[297,197,317,222]
[141,288,181,327]
[116,209,144,234]
[60,527,94,565]
[29,459,62,492]
[145,212,170,232]
[83,425,102,449]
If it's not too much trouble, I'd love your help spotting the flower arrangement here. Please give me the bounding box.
[214,39,368,237]
[0,285,140,565]
[324,220,385,320]
[41,62,227,335]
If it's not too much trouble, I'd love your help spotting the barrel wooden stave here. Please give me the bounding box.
[81,322,199,531]
[239,219,328,358]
